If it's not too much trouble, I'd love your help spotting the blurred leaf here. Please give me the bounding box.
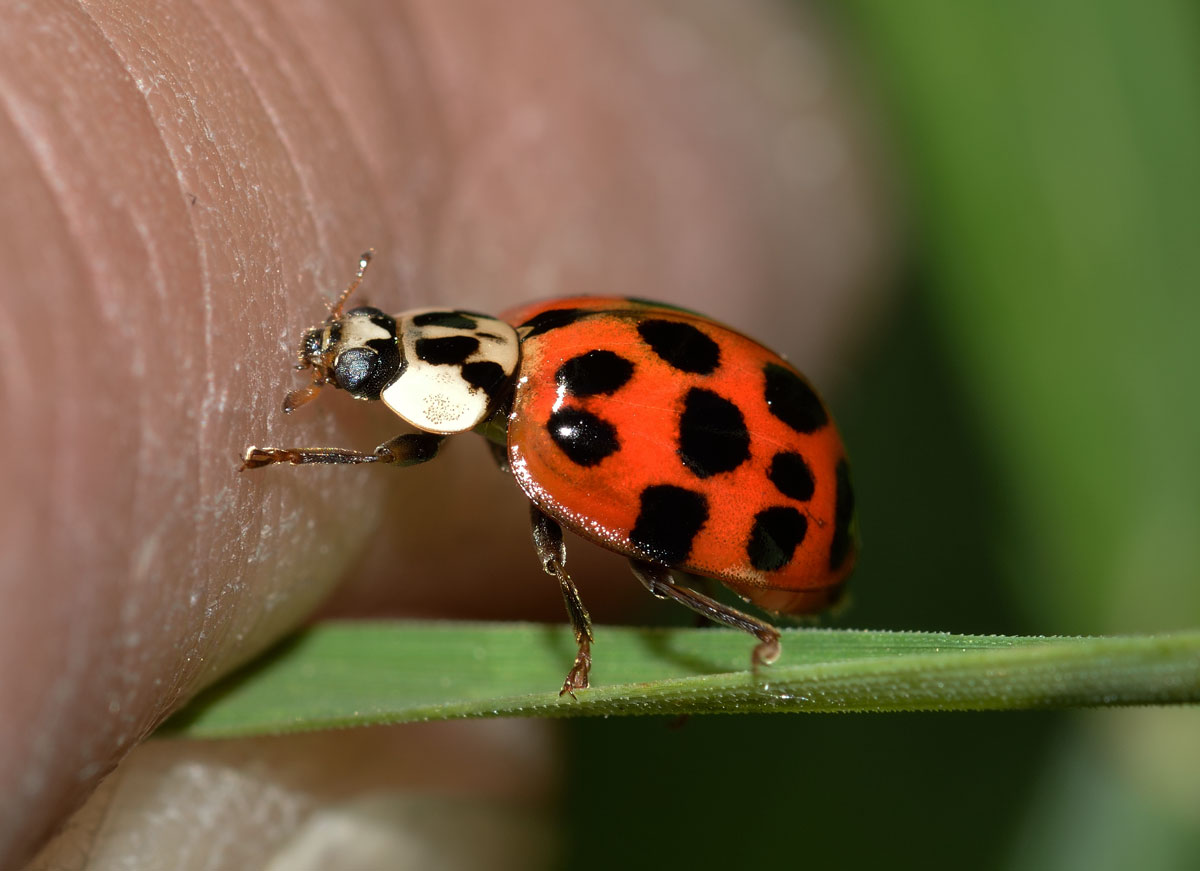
[160,621,1200,738]
[1007,711,1200,871]
[840,0,1200,633]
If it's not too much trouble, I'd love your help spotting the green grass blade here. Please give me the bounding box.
[159,622,1200,738]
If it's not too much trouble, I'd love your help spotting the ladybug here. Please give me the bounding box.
[243,252,858,696]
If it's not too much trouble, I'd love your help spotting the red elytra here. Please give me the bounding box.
[504,296,856,616]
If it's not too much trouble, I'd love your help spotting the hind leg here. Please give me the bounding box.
[629,560,781,668]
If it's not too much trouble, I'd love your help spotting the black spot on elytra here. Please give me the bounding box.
[630,485,709,566]
[829,459,856,572]
[768,451,815,501]
[412,310,478,330]
[637,319,720,374]
[547,408,620,467]
[521,308,585,339]
[677,388,750,478]
[461,361,508,402]
[747,506,807,572]
[763,363,828,434]
[415,335,479,366]
[555,350,635,398]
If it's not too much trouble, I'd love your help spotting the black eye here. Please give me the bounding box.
[332,342,401,399]
[333,347,373,393]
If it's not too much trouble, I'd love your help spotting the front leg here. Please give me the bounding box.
[529,506,594,698]
[241,432,446,470]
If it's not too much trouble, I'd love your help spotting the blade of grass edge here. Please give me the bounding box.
[158,622,1200,739]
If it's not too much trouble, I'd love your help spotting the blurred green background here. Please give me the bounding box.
[565,2,1200,867]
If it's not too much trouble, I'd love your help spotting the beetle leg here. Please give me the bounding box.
[629,560,781,669]
[241,432,446,470]
[530,506,593,697]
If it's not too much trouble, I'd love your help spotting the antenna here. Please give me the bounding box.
[282,249,376,415]
[329,249,374,318]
